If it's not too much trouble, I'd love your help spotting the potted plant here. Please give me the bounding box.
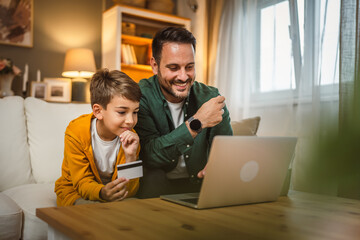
[0,58,21,97]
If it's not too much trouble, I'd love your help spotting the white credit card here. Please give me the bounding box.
[117,160,143,180]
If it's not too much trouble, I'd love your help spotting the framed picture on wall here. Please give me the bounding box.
[30,82,47,100]
[44,78,72,103]
[0,0,33,47]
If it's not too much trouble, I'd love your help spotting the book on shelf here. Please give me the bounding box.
[121,44,138,65]
[125,44,133,64]
[129,45,138,65]
[121,44,129,64]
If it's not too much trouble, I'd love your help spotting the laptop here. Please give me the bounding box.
[160,136,297,209]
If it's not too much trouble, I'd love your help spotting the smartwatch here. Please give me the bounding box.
[188,116,202,133]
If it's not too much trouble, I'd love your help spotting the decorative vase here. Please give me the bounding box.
[0,73,15,98]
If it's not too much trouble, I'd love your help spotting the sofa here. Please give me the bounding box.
[0,96,91,240]
[0,96,263,240]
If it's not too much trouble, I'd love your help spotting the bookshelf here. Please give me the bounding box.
[102,5,191,82]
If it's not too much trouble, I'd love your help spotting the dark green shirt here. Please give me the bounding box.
[135,75,233,179]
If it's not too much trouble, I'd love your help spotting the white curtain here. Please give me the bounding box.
[214,0,257,121]
[215,0,341,195]
[293,0,340,195]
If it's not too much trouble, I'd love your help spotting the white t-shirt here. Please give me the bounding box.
[91,118,121,184]
[165,100,190,179]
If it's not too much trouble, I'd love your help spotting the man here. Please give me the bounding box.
[135,27,233,198]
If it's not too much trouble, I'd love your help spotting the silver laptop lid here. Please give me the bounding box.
[197,136,297,209]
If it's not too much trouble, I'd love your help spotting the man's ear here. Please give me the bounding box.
[92,104,103,120]
[150,57,158,75]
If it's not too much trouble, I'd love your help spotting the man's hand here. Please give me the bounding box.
[100,177,129,202]
[197,165,207,179]
[120,130,139,162]
[193,95,226,129]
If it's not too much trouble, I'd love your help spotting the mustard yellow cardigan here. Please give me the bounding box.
[55,114,140,206]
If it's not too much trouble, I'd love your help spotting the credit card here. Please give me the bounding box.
[117,160,143,180]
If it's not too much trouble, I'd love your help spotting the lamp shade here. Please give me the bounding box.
[62,48,96,78]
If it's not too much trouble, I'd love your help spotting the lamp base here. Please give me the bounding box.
[71,78,88,102]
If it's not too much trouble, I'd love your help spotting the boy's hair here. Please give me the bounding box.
[90,69,141,109]
[152,26,196,65]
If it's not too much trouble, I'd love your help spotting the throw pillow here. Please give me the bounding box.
[231,116,261,136]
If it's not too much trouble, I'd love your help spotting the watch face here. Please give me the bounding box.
[190,119,201,131]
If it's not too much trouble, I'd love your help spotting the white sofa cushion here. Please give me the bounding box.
[3,183,57,240]
[0,192,22,240]
[25,97,91,183]
[0,96,34,191]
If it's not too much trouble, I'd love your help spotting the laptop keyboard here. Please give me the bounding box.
[180,198,199,204]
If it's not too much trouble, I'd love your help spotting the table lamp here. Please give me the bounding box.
[62,48,96,102]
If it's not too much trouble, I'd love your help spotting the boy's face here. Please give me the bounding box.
[151,42,196,103]
[94,95,139,141]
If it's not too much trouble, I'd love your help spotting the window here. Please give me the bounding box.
[255,0,340,96]
[317,0,340,86]
[258,0,296,92]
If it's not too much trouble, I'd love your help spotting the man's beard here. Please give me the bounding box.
[158,71,194,101]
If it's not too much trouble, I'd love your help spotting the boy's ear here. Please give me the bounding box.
[150,57,158,75]
[92,103,103,120]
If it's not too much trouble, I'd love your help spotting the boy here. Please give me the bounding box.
[55,69,142,206]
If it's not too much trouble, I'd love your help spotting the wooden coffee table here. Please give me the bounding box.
[36,191,360,240]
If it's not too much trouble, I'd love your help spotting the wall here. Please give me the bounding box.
[0,0,188,96]
[0,0,108,96]
[177,0,207,84]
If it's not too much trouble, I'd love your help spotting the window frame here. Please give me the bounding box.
[253,0,339,106]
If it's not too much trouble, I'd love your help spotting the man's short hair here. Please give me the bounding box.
[90,69,141,109]
[152,26,196,64]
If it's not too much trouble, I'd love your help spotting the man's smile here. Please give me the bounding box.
[172,79,191,91]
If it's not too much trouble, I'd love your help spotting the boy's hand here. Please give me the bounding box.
[100,177,129,202]
[120,130,139,162]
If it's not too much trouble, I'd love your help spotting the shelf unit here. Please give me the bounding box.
[102,5,191,82]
